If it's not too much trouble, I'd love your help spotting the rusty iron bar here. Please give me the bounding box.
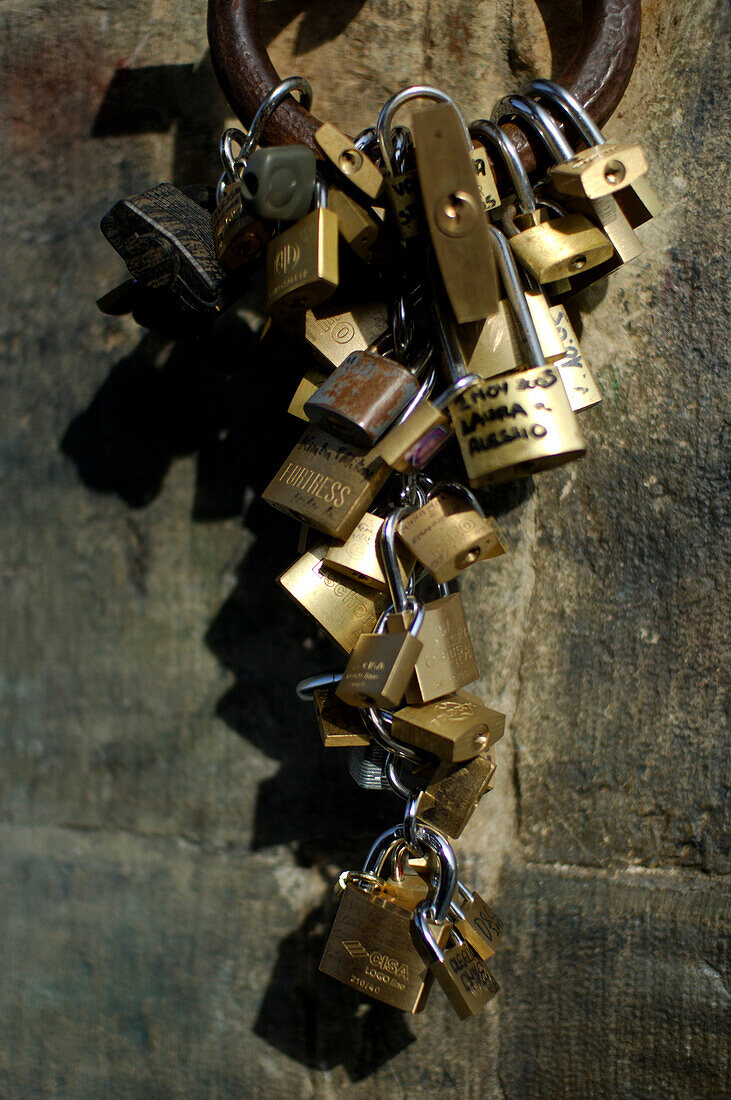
[208,0,641,174]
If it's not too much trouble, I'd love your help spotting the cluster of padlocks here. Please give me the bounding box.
[98,76,655,1017]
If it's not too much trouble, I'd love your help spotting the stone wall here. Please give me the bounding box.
[0,1,728,1096]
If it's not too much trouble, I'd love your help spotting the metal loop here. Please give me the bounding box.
[386,756,415,800]
[241,75,313,162]
[377,506,416,613]
[524,78,605,147]
[220,126,247,177]
[295,670,343,701]
[432,373,482,412]
[492,93,575,163]
[427,480,486,520]
[403,790,421,851]
[363,705,423,764]
[486,224,546,370]
[469,119,536,215]
[377,85,461,171]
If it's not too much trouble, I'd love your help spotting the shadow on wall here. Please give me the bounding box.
[62,3,598,1079]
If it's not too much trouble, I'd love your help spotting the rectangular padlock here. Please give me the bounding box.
[387,594,480,705]
[263,426,391,539]
[391,689,505,762]
[314,687,370,747]
[265,201,339,313]
[324,511,414,591]
[416,747,497,838]
[397,493,506,584]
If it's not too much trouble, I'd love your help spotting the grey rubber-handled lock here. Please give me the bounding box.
[239,145,316,222]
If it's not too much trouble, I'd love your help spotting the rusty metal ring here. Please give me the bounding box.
[208,0,641,175]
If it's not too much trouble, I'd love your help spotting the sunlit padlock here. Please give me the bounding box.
[434,229,586,486]
[315,122,385,202]
[304,333,424,448]
[262,425,390,540]
[320,822,453,1013]
[524,78,659,227]
[493,94,643,288]
[324,510,414,592]
[415,746,498,838]
[449,882,504,961]
[313,685,371,748]
[391,689,505,762]
[413,904,499,1019]
[397,481,507,584]
[278,543,390,653]
[265,175,339,313]
[337,595,426,709]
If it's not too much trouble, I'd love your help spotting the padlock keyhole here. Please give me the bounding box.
[603,160,626,186]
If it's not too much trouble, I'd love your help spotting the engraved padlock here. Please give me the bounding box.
[397,481,507,584]
[551,302,602,412]
[265,175,339,314]
[263,425,391,540]
[525,79,649,201]
[278,542,390,653]
[390,689,505,762]
[304,334,423,448]
[387,588,480,706]
[337,595,425,709]
[324,511,414,592]
[449,882,504,961]
[415,746,498,838]
[278,295,390,371]
[493,94,643,283]
[413,904,499,1019]
[378,123,423,241]
[320,823,452,1013]
[435,229,586,486]
[100,182,226,310]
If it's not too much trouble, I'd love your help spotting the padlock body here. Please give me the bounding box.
[432,942,500,1019]
[509,211,613,283]
[278,543,390,653]
[278,298,389,368]
[240,145,316,222]
[454,893,504,960]
[337,622,424,709]
[314,687,370,747]
[387,594,479,705]
[315,123,385,201]
[613,175,660,228]
[551,304,602,412]
[416,748,497,838]
[305,351,421,448]
[288,367,329,421]
[449,367,585,487]
[328,188,388,264]
[212,184,271,269]
[398,494,506,584]
[320,881,435,1013]
[263,426,390,539]
[266,208,339,313]
[549,140,648,199]
[100,182,225,309]
[324,512,414,591]
[458,292,566,380]
[385,169,423,240]
[391,689,504,762]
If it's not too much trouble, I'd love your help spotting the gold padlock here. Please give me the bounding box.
[391,690,504,762]
[397,485,507,584]
[413,905,499,1019]
[315,122,385,202]
[457,289,566,380]
[212,180,271,270]
[263,426,391,540]
[278,543,390,653]
[278,297,389,369]
[287,367,329,421]
[337,598,426,709]
[327,187,388,265]
[551,303,602,412]
[314,686,370,748]
[450,884,504,960]
[265,177,339,314]
[416,747,497,838]
[324,511,414,591]
[411,98,499,322]
[389,592,479,705]
[506,206,613,284]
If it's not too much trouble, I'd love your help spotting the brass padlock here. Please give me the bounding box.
[457,290,566,380]
[450,883,504,961]
[525,79,649,201]
[505,205,613,284]
[314,686,370,748]
[287,366,329,421]
[410,97,499,322]
[304,339,423,448]
[436,227,585,486]
[413,904,499,1019]
[469,142,501,215]
[551,303,602,412]
[337,597,426,709]
[380,125,423,241]
[265,176,339,314]
[263,426,391,540]
[416,747,497,838]
[387,590,479,705]
[212,180,271,270]
[315,122,385,202]
[324,511,414,591]
[320,874,436,1012]
[327,187,389,265]
[278,543,390,653]
[397,484,506,584]
[278,297,390,369]
[391,690,504,762]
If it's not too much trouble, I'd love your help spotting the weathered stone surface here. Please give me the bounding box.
[0,0,727,1096]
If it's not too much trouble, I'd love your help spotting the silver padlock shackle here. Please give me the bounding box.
[353,126,378,156]
[524,78,605,147]
[374,594,425,638]
[364,822,458,924]
[468,118,537,216]
[385,755,417,800]
[378,506,417,613]
[377,85,467,170]
[295,670,343,701]
[363,704,423,764]
[220,126,248,179]
[241,75,313,163]
[486,224,546,370]
[427,480,487,520]
[492,93,574,164]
